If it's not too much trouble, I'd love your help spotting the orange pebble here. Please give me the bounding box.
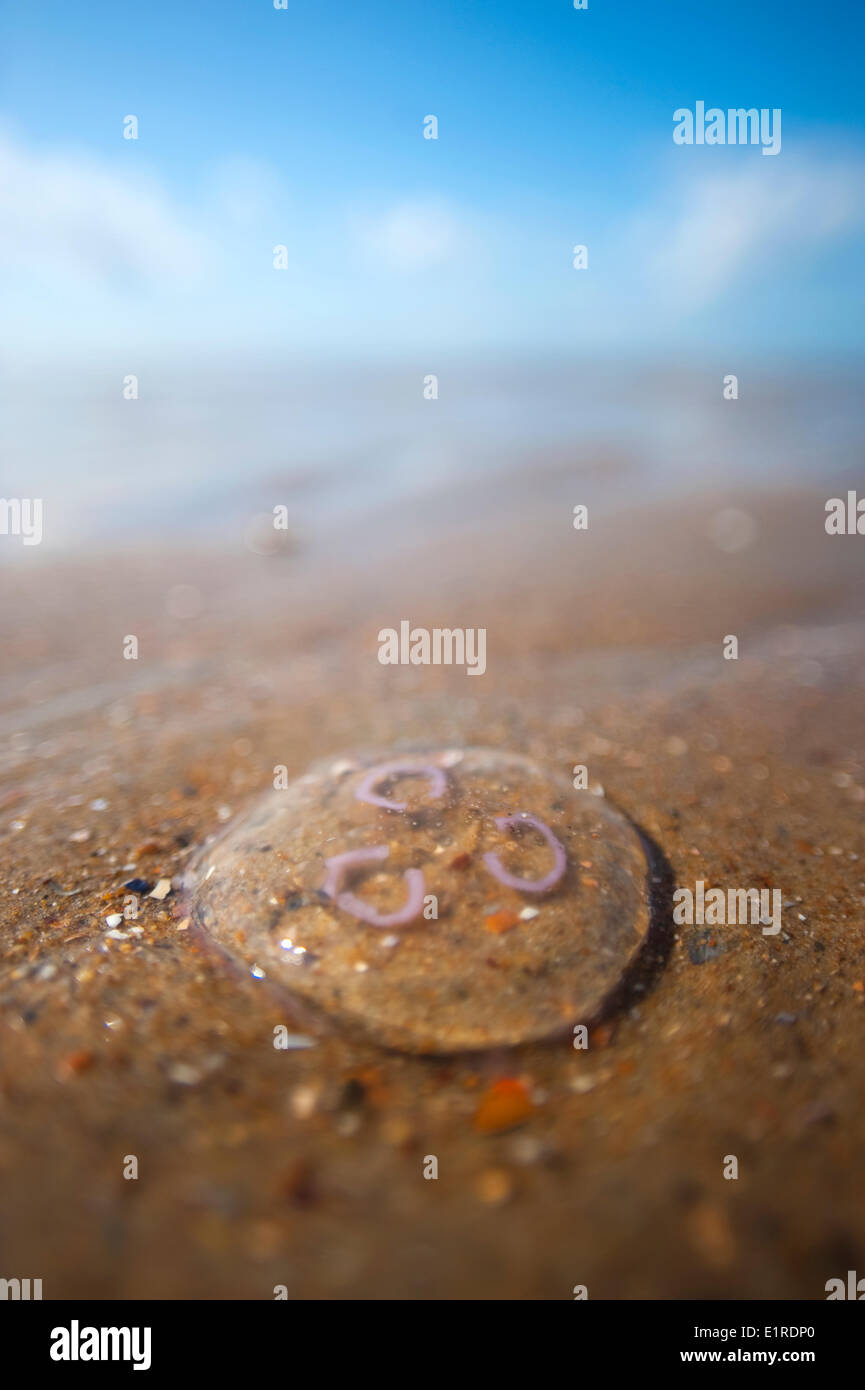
[484,909,520,935]
[589,1022,616,1049]
[57,1049,94,1081]
[474,1078,534,1134]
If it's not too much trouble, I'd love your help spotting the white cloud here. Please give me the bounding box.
[361,198,463,271]
[0,133,209,285]
[636,149,865,310]
[205,155,287,232]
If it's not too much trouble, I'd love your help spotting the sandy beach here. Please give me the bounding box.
[2,471,864,1299]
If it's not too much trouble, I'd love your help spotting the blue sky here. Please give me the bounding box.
[2,0,865,362]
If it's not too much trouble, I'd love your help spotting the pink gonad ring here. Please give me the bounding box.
[321,845,427,929]
[482,813,567,894]
[354,761,448,812]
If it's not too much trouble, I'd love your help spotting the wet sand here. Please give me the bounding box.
[1,480,864,1299]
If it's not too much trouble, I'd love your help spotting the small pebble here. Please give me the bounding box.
[167,1063,202,1086]
[474,1078,534,1134]
[686,1201,736,1270]
[475,1168,514,1206]
[484,909,519,935]
[290,1085,320,1119]
[56,1049,94,1080]
[508,1133,545,1165]
[381,1115,414,1147]
[569,1074,598,1094]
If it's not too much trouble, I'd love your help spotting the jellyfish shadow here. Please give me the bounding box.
[589,816,676,1030]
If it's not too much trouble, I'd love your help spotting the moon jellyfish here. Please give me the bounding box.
[186,748,654,1053]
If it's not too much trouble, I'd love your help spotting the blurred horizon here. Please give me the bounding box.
[2,354,864,557]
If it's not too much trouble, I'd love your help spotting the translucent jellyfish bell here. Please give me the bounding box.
[186,748,654,1053]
